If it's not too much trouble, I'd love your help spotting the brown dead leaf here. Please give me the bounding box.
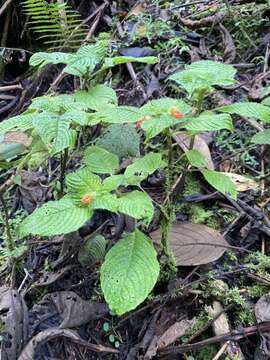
[180,12,225,29]
[4,132,32,147]
[255,293,270,357]
[156,318,195,349]
[221,172,259,192]
[32,265,76,288]
[18,328,118,360]
[129,3,146,16]
[29,291,107,330]
[219,24,236,64]
[174,132,214,170]
[0,286,28,360]
[151,223,228,266]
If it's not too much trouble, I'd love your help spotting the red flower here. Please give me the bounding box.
[170,107,184,119]
[80,194,95,205]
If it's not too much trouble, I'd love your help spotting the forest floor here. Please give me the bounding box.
[0,0,270,359]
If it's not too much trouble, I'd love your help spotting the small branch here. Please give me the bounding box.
[0,84,22,92]
[0,193,14,253]
[0,0,12,18]
[59,148,68,197]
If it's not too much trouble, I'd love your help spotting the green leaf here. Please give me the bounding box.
[74,85,117,111]
[184,112,233,131]
[141,98,191,116]
[97,106,142,124]
[140,98,191,139]
[117,191,154,224]
[29,52,76,68]
[169,60,236,95]
[92,193,119,213]
[102,175,124,192]
[251,129,270,145]
[83,146,119,174]
[202,170,237,199]
[95,124,140,158]
[78,234,107,267]
[66,167,102,195]
[124,153,166,184]
[0,112,35,135]
[218,102,270,123]
[185,149,208,168]
[103,56,157,69]
[100,229,159,315]
[32,115,74,154]
[19,198,91,237]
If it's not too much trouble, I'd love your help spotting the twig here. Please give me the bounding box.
[0,0,12,18]
[212,342,230,360]
[0,84,22,91]
[160,322,270,356]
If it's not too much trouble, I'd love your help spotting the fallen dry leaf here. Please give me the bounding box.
[0,286,28,360]
[18,328,118,360]
[174,132,214,170]
[219,24,236,64]
[156,318,195,349]
[4,132,32,147]
[180,12,225,29]
[151,223,229,266]
[221,172,259,192]
[255,293,270,357]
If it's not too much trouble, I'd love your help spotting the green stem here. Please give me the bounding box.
[60,148,68,197]
[0,193,14,253]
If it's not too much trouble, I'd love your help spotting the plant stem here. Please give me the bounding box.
[60,148,68,197]
[0,192,14,253]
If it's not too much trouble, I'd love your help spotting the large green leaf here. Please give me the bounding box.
[140,98,191,139]
[185,149,208,168]
[184,112,233,132]
[202,170,237,199]
[251,129,270,145]
[19,198,91,237]
[0,112,36,135]
[218,102,270,123]
[102,56,157,69]
[95,124,140,158]
[117,191,154,224]
[124,153,166,185]
[29,52,76,68]
[92,193,119,213]
[32,115,74,154]
[74,85,117,111]
[97,106,142,124]
[141,98,191,116]
[169,60,236,95]
[66,167,102,195]
[83,146,119,174]
[100,229,159,315]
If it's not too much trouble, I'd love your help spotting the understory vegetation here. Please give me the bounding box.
[0,0,270,359]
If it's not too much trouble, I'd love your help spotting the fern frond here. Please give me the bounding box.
[22,0,88,50]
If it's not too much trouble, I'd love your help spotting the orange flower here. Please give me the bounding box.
[170,107,184,119]
[135,115,151,128]
[80,194,95,205]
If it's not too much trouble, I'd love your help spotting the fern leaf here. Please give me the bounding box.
[19,198,92,237]
[100,229,159,315]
